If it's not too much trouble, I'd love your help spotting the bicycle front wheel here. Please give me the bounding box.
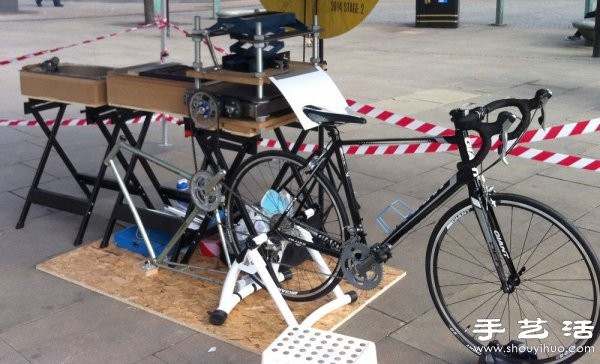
[225,150,349,301]
[426,193,600,363]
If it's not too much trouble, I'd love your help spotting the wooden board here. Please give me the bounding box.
[106,71,193,117]
[186,61,316,86]
[219,112,297,137]
[37,242,404,353]
[20,64,112,107]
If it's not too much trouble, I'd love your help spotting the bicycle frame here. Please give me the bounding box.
[303,125,521,291]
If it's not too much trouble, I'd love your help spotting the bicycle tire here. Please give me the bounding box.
[225,150,349,302]
[426,193,600,363]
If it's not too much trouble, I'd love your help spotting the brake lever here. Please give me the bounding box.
[497,112,517,165]
[538,104,546,131]
[499,123,510,165]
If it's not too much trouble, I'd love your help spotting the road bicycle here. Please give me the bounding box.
[222,89,600,362]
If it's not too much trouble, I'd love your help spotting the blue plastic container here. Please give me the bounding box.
[114,226,173,258]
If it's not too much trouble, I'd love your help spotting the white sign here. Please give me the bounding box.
[270,66,350,130]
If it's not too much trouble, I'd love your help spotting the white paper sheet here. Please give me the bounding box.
[270,66,349,130]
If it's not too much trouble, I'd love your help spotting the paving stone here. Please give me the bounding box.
[1,211,105,265]
[336,307,404,343]
[0,140,43,167]
[374,98,442,115]
[390,308,479,364]
[399,89,480,105]
[375,336,450,364]
[0,296,192,364]
[0,339,29,364]
[0,163,55,193]
[505,174,600,221]
[576,209,600,234]
[368,228,439,323]
[0,191,51,229]
[154,332,260,364]
[0,265,94,333]
[131,355,168,364]
[22,144,110,179]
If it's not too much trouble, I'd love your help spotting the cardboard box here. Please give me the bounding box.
[20,64,112,107]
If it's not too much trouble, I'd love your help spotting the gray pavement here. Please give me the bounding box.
[1,0,600,363]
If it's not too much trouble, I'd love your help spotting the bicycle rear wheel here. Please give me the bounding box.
[426,193,600,363]
[225,150,349,302]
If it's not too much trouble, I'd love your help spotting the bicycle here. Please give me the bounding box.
[222,88,600,363]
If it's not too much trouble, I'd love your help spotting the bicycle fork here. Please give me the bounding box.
[470,186,521,293]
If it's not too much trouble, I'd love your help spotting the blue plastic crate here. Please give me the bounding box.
[114,226,173,258]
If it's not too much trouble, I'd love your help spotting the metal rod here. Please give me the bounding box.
[160,0,168,61]
[311,14,320,64]
[495,0,505,26]
[593,7,600,57]
[255,21,264,100]
[155,205,204,262]
[193,16,202,90]
[107,159,157,260]
[212,0,221,19]
[159,115,171,147]
[585,0,593,15]
[109,140,193,180]
[215,209,231,268]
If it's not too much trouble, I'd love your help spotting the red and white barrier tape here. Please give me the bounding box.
[346,99,600,171]
[510,145,600,172]
[347,99,600,144]
[0,22,158,67]
[0,113,180,127]
[257,139,458,155]
[156,17,230,55]
[346,99,454,137]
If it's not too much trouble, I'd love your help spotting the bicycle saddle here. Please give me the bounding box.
[302,105,366,126]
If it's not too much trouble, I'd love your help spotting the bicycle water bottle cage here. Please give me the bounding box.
[302,105,367,126]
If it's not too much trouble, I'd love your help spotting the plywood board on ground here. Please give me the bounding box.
[37,242,404,353]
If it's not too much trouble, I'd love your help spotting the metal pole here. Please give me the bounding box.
[213,0,221,19]
[255,21,264,100]
[193,16,203,91]
[585,0,593,15]
[593,6,600,57]
[158,0,170,147]
[494,0,505,26]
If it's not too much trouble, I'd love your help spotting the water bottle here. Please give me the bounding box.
[175,178,189,211]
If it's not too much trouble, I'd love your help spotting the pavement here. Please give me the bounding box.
[1,0,600,363]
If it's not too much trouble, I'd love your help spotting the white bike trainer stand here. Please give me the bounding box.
[209,234,377,364]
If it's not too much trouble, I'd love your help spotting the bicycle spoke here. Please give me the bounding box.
[439,246,494,274]
[525,258,584,281]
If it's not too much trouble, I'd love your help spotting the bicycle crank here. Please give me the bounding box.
[190,170,225,212]
[340,242,383,290]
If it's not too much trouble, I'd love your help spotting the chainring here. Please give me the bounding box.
[340,242,383,290]
[187,90,220,130]
[190,170,222,211]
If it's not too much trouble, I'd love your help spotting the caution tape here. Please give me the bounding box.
[156,17,230,55]
[0,22,158,67]
[510,145,600,172]
[0,113,179,127]
[347,99,600,144]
